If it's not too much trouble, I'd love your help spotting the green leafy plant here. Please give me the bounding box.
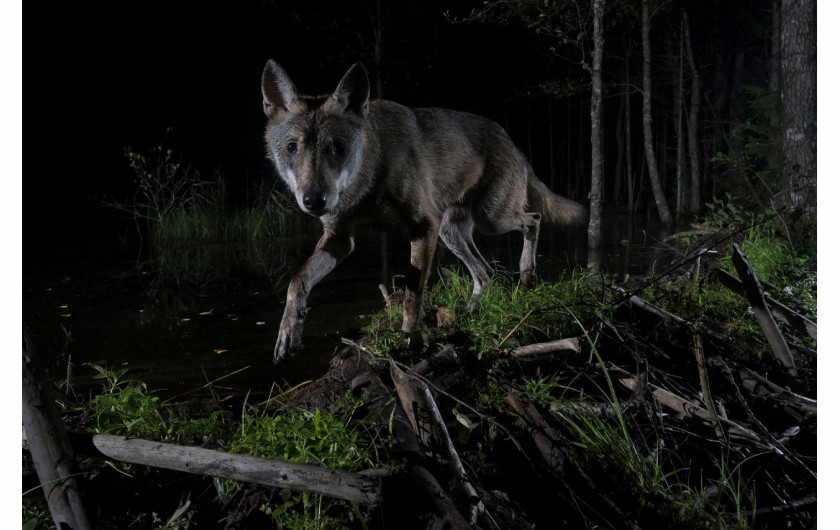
[227,392,394,529]
[88,363,168,439]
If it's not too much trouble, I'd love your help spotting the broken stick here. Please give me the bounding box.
[731,244,797,376]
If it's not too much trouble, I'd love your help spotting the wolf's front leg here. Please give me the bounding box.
[402,226,439,333]
[274,230,354,363]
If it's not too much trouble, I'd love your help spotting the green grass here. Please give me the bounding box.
[55,365,396,529]
[111,143,318,249]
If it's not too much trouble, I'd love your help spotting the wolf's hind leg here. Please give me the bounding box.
[518,212,542,290]
[440,206,492,313]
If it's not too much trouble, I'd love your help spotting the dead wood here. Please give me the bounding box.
[706,357,816,418]
[412,343,459,376]
[731,244,798,376]
[715,358,817,479]
[692,333,726,442]
[76,433,384,504]
[504,393,565,473]
[338,346,424,456]
[610,365,770,450]
[499,309,534,347]
[509,337,581,359]
[504,394,633,526]
[390,363,485,524]
[716,268,816,341]
[612,285,691,327]
[23,341,92,530]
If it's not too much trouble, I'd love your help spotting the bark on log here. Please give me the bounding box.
[731,244,798,376]
[78,433,383,505]
[509,338,581,359]
[716,268,816,341]
[22,342,92,530]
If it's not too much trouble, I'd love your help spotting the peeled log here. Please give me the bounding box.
[86,434,383,505]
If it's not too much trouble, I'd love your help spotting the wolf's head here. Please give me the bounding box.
[262,61,370,217]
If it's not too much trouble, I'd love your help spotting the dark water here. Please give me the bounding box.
[23,215,679,399]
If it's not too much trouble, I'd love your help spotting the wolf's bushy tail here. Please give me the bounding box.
[526,169,587,227]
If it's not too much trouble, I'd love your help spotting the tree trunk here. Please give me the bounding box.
[612,91,625,204]
[641,0,674,226]
[624,47,635,214]
[587,0,605,249]
[780,0,817,213]
[673,26,686,220]
[683,10,702,214]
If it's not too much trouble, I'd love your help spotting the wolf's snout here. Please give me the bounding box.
[302,190,327,212]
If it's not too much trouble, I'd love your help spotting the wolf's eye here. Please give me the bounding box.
[286,141,298,154]
[331,140,345,157]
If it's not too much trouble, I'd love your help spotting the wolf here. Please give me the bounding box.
[262,60,586,363]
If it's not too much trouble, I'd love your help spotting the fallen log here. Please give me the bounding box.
[716,268,817,341]
[23,340,92,530]
[731,244,797,376]
[71,433,384,505]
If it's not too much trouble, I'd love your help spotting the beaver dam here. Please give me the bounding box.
[23,228,816,529]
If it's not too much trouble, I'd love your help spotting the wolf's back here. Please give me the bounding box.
[526,171,587,227]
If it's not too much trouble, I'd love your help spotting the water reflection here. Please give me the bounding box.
[23,215,690,397]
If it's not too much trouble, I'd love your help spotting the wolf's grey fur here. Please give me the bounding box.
[262,60,586,363]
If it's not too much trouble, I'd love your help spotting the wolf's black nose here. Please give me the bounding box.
[302,191,327,212]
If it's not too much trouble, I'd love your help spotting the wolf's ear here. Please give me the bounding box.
[262,60,298,119]
[331,63,370,117]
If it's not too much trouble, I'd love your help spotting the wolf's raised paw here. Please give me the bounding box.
[274,321,303,363]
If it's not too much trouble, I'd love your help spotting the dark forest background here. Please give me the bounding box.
[23,0,818,262]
